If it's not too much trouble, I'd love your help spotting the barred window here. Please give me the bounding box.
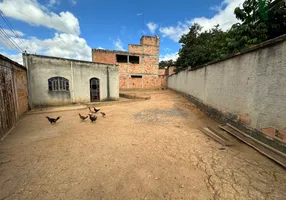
[48,77,69,91]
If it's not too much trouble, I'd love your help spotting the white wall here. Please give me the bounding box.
[168,37,286,131]
[24,54,119,107]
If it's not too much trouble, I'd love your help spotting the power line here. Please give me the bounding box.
[0,26,24,52]
[0,11,29,51]
[0,31,14,49]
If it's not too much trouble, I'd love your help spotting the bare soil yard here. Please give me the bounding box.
[0,90,285,200]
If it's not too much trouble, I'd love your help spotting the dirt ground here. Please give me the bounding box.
[0,90,285,200]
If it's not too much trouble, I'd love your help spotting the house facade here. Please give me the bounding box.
[23,54,119,108]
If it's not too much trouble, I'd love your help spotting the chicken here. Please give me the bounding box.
[46,116,61,124]
[78,113,88,120]
[89,114,98,122]
[93,107,100,113]
[88,107,95,113]
[100,112,106,117]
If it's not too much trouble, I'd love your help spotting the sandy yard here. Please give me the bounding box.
[0,90,285,200]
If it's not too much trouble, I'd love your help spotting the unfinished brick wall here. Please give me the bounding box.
[129,63,142,74]
[92,36,165,89]
[119,75,128,88]
[119,63,129,73]
[143,76,157,88]
[130,77,143,88]
[92,50,115,64]
[143,57,158,74]
[128,45,143,54]
[140,36,159,46]
[158,69,167,75]
[143,46,159,56]
[157,76,167,88]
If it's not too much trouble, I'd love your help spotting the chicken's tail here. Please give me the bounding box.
[55,116,61,121]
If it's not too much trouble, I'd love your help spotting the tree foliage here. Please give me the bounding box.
[176,0,286,72]
[159,60,176,69]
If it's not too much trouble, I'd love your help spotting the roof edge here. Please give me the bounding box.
[0,53,26,70]
[23,53,118,66]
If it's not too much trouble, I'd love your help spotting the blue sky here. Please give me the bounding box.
[0,0,244,64]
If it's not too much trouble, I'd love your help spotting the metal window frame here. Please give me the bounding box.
[48,77,69,91]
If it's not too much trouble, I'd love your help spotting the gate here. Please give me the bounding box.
[0,66,17,139]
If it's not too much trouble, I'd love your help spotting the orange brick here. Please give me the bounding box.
[261,128,276,137]
[239,115,251,125]
[278,129,286,142]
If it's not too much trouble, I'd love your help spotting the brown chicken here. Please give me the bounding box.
[78,113,88,120]
[100,112,106,117]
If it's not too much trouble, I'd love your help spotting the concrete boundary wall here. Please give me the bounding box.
[168,35,286,147]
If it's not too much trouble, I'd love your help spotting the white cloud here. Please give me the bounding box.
[159,0,243,42]
[0,0,80,35]
[146,22,158,34]
[0,52,23,64]
[160,52,178,61]
[0,0,92,64]
[0,29,26,50]
[71,0,77,5]
[159,22,189,42]
[1,33,92,63]
[97,46,104,49]
[48,0,60,7]
[113,37,125,51]
[2,28,25,37]
[190,0,244,31]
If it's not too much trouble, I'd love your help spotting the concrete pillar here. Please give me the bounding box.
[23,53,32,108]
[107,66,110,99]
[70,61,75,103]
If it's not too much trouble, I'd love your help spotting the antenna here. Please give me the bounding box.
[137,13,144,35]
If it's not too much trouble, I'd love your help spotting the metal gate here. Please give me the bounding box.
[0,66,17,139]
[90,78,100,102]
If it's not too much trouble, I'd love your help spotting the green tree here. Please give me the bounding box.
[159,60,176,69]
[176,0,286,71]
[229,0,286,51]
[176,24,228,70]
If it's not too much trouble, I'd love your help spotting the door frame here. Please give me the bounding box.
[90,78,100,102]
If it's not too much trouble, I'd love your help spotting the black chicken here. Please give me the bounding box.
[93,107,100,113]
[78,113,88,120]
[89,114,98,122]
[100,112,106,117]
[88,107,95,113]
[46,116,61,124]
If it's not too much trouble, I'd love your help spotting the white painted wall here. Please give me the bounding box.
[168,38,286,130]
[24,54,119,107]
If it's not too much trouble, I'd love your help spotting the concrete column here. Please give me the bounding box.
[23,54,32,108]
[127,55,130,89]
[107,66,110,99]
[70,61,75,103]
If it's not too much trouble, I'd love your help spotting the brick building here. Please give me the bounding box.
[92,36,167,89]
